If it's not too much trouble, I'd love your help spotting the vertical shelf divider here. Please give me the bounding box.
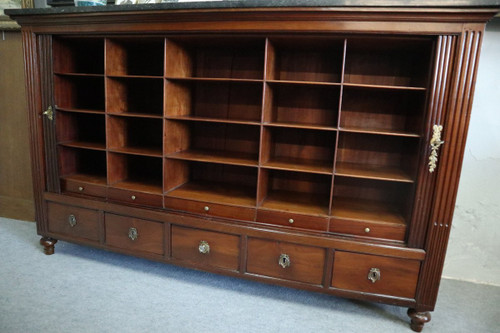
[329,38,348,216]
[256,38,273,209]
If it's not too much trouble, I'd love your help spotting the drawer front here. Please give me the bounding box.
[331,251,420,298]
[171,225,240,271]
[330,218,406,241]
[247,238,325,285]
[47,202,99,241]
[61,178,106,198]
[165,197,255,221]
[256,210,328,232]
[105,214,164,255]
[108,187,163,207]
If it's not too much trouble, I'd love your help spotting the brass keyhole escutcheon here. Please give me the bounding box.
[128,227,138,241]
[368,268,381,283]
[68,214,77,227]
[278,253,291,268]
[198,240,210,254]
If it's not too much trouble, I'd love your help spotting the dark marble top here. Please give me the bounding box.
[5,0,500,17]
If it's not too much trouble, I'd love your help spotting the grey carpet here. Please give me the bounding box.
[1,217,498,333]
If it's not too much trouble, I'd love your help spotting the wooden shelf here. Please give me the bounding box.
[59,141,106,151]
[335,162,414,183]
[340,127,421,138]
[55,107,104,114]
[167,180,256,207]
[108,112,163,119]
[109,147,162,158]
[166,77,263,83]
[263,122,337,131]
[260,190,329,216]
[108,74,163,79]
[266,79,340,87]
[263,157,333,175]
[331,197,406,226]
[53,72,104,78]
[168,149,258,167]
[343,82,426,91]
[166,116,260,126]
[61,173,107,186]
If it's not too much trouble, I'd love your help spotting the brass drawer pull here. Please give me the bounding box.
[278,253,291,268]
[288,218,294,224]
[131,195,136,201]
[198,240,210,254]
[368,268,381,283]
[364,227,370,233]
[429,124,444,173]
[68,214,77,227]
[128,227,138,241]
[204,206,210,212]
[78,186,84,192]
[42,106,53,121]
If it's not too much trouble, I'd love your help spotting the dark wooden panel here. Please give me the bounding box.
[247,237,325,284]
[105,213,164,255]
[171,225,240,271]
[332,251,420,298]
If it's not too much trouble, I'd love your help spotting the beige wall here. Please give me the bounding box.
[0,31,35,221]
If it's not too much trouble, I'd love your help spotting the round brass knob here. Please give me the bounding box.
[364,227,371,233]
[78,186,84,192]
[198,240,210,254]
[288,218,294,224]
[204,206,210,212]
[131,195,136,201]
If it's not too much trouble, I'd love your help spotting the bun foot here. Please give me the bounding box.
[407,308,431,332]
[40,237,58,255]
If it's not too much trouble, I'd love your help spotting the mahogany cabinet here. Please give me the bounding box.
[7,2,499,331]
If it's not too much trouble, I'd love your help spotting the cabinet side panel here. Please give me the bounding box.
[416,28,484,310]
[38,34,60,194]
[408,35,457,248]
[22,29,48,234]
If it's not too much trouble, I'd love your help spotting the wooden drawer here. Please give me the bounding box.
[165,197,255,221]
[330,218,406,241]
[247,238,325,285]
[171,225,240,271]
[105,214,164,255]
[47,202,99,241]
[256,210,328,232]
[108,187,163,207]
[61,178,106,198]
[331,251,420,298]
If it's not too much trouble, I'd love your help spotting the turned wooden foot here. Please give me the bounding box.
[40,237,58,255]
[407,308,431,332]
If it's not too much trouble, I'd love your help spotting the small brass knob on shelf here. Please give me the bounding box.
[278,253,291,268]
[68,214,77,227]
[288,218,294,224]
[204,206,210,212]
[198,240,210,254]
[131,195,136,201]
[78,186,84,192]
[364,227,370,233]
[128,227,138,241]
[368,268,381,283]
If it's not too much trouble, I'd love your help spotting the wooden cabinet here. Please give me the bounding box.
[7,2,499,331]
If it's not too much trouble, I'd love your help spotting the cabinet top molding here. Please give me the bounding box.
[5,0,500,18]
